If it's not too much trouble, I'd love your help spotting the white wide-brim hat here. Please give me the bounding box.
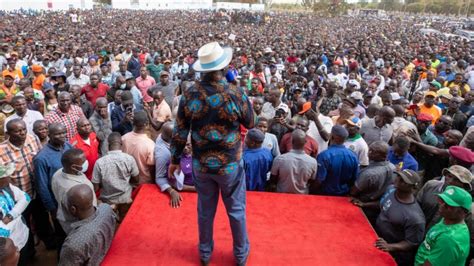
[193,42,233,73]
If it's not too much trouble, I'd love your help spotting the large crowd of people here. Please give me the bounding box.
[0,8,474,266]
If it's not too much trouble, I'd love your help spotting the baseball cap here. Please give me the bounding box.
[395,169,421,187]
[442,165,473,191]
[164,59,172,64]
[160,71,170,77]
[449,146,474,166]
[416,113,434,122]
[425,91,437,98]
[348,79,360,90]
[331,125,349,139]
[298,102,312,115]
[438,185,472,212]
[350,91,363,100]
[439,93,453,100]
[345,116,362,129]
[2,73,14,79]
[429,81,442,89]
[390,93,401,101]
[363,90,374,97]
[0,163,15,179]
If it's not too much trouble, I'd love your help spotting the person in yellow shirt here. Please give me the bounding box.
[418,91,442,125]
[0,74,20,105]
[448,73,470,97]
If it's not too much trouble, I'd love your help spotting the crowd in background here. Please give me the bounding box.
[0,8,474,266]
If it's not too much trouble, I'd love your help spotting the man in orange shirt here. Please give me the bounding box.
[31,65,45,91]
[418,91,442,125]
[0,74,20,105]
[2,58,23,83]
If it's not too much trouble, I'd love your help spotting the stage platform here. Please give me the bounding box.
[102,185,395,266]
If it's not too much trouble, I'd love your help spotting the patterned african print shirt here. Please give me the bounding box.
[171,80,255,176]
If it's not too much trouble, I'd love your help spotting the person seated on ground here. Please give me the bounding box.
[179,140,195,192]
[374,169,426,266]
[415,186,471,266]
[255,117,280,158]
[0,237,20,266]
[51,148,97,234]
[279,116,318,158]
[59,184,116,266]
[269,129,317,194]
[0,163,31,252]
[417,165,472,230]
[313,125,359,196]
[344,116,369,167]
[388,136,419,171]
[155,122,183,208]
[243,128,273,192]
[350,141,395,225]
[92,132,139,221]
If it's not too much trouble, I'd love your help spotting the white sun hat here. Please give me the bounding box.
[193,42,233,73]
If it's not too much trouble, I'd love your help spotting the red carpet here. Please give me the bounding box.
[102,184,395,266]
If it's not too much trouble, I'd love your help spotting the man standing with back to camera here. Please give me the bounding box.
[168,42,255,266]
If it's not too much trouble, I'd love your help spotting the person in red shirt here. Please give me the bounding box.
[279,116,318,158]
[70,117,99,180]
[81,73,109,107]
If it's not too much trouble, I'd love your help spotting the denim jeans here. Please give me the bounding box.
[193,161,250,264]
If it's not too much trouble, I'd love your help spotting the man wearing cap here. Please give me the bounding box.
[415,186,472,266]
[314,125,359,195]
[0,73,19,105]
[2,58,23,83]
[31,65,46,91]
[416,113,438,146]
[243,128,273,191]
[374,169,425,265]
[168,42,254,266]
[51,71,69,94]
[147,70,178,108]
[344,116,369,167]
[349,91,366,118]
[443,96,467,132]
[270,129,317,194]
[417,165,472,229]
[418,91,442,124]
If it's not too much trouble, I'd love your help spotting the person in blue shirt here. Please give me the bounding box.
[243,128,273,191]
[388,136,419,171]
[314,125,359,196]
[33,123,72,248]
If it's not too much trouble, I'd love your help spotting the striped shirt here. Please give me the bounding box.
[0,134,41,196]
[45,105,85,141]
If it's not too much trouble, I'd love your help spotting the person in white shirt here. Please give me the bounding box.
[0,163,31,250]
[66,65,90,88]
[170,56,189,83]
[297,100,333,154]
[344,116,369,167]
[261,88,291,120]
[4,96,43,135]
[327,65,348,88]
